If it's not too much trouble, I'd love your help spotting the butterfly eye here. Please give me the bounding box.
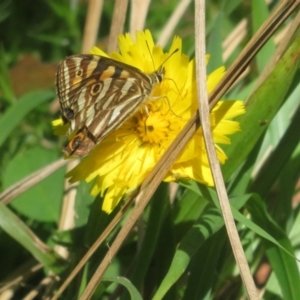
[64,107,75,120]
[157,74,163,82]
[91,83,102,95]
[76,68,84,77]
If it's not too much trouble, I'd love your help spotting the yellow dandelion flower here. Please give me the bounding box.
[53,30,245,213]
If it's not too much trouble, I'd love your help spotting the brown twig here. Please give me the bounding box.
[0,260,42,295]
[157,0,192,47]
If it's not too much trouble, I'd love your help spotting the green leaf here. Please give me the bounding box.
[74,181,95,227]
[84,195,121,246]
[153,203,220,300]
[102,277,143,300]
[130,183,171,290]
[251,0,276,72]
[250,99,300,198]
[247,196,300,299]
[265,272,283,298]
[0,45,15,102]
[0,202,66,273]
[174,186,208,227]
[289,203,300,247]
[3,147,65,222]
[153,186,250,300]
[0,89,54,147]
[207,14,223,73]
[223,35,300,179]
[210,193,296,260]
[183,229,227,300]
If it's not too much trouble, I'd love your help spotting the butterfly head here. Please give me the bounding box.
[149,65,165,86]
[155,66,165,83]
[149,48,179,86]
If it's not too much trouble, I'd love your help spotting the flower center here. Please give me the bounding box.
[135,106,170,144]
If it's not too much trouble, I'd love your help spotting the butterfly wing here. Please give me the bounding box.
[56,54,152,156]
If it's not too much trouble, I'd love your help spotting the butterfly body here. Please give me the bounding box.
[56,54,165,156]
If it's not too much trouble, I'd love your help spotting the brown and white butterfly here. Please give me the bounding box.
[55,54,166,157]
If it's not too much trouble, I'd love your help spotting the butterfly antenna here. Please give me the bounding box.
[146,41,156,71]
[146,41,179,71]
[158,48,179,70]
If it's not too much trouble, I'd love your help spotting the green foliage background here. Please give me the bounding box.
[0,0,300,299]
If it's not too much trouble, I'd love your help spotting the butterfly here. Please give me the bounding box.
[55,54,165,157]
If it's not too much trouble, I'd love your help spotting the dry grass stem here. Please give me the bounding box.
[169,182,179,203]
[0,260,42,294]
[195,1,258,298]
[129,0,151,35]
[55,160,80,259]
[251,7,300,92]
[108,0,129,52]
[223,19,247,61]
[81,0,104,53]
[274,23,290,44]
[50,198,135,300]
[23,276,57,300]
[209,0,299,109]
[157,0,192,47]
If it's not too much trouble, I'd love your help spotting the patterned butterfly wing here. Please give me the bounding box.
[56,54,165,156]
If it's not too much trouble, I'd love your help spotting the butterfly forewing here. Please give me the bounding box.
[56,54,165,157]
